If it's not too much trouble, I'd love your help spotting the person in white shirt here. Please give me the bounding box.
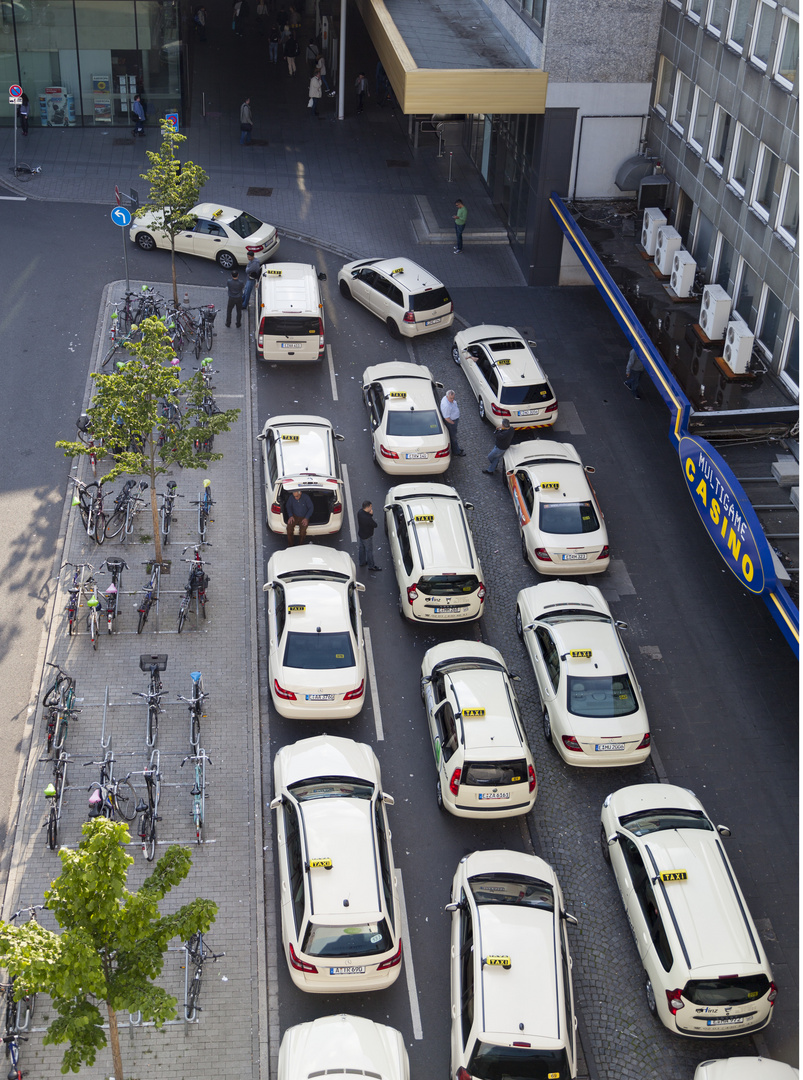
[440,390,465,456]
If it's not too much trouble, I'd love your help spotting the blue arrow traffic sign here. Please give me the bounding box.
[111,206,132,227]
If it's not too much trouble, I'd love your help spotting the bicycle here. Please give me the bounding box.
[180,749,210,844]
[3,905,43,1076]
[177,547,209,633]
[76,412,101,477]
[192,479,214,542]
[83,573,104,650]
[104,479,148,541]
[134,653,167,748]
[196,306,216,357]
[182,930,224,1021]
[193,370,222,454]
[42,751,70,850]
[43,661,79,754]
[135,749,161,861]
[84,752,137,821]
[137,560,162,633]
[70,476,113,544]
[158,392,184,456]
[58,561,93,637]
[99,556,128,633]
[8,162,42,182]
[178,671,208,751]
[159,481,182,546]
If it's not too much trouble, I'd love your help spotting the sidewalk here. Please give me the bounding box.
[2,281,268,1080]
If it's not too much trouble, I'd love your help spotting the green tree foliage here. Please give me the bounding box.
[56,315,240,563]
[136,119,209,304]
[0,818,217,1078]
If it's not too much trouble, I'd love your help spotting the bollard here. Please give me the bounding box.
[447,151,454,183]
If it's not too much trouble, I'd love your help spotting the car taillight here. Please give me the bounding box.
[332,502,342,514]
[534,547,552,562]
[637,733,651,749]
[288,943,317,973]
[380,444,399,459]
[257,334,264,347]
[377,940,403,970]
[456,1069,472,1080]
[435,446,450,458]
[597,545,610,560]
[666,988,685,1014]
[246,243,264,253]
[273,679,297,701]
[768,981,778,1004]
[343,680,364,701]
[403,310,416,323]
[478,583,486,602]
[528,764,536,793]
[406,585,418,605]
[562,735,583,752]
[317,317,324,344]
[270,502,282,515]
[491,402,511,417]
[545,402,558,413]
[449,768,461,796]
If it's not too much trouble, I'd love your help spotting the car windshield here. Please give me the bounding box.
[259,316,320,336]
[277,570,350,583]
[539,609,611,626]
[288,777,374,802]
[418,575,479,596]
[468,1041,570,1079]
[303,918,393,958]
[411,288,452,312]
[567,673,638,717]
[684,974,771,1006]
[228,211,264,238]
[283,631,355,669]
[469,873,554,911]
[539,500,600,534]
[463,760,528,788]
[385,409,443,437]
[499,382,553,406]
[619,808,715,836]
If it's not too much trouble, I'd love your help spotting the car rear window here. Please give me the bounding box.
[684,974,771,1006]
[539,500,600,535]
[463,759,528,787]
[619,808,714,836]
[229,211,264,238]
[468,1042,571,1079]
[259,316,320,336]
[411,288,452,313]
[500,382,553,406]
[567,673,638,717]
[289,777,374,802]
[303,918,393,958]
[418,575,479,596]
[469,873,554,911]
[386,409,442,437]
[283,631,354,669]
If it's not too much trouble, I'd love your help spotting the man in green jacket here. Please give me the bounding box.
[453,199,467,253]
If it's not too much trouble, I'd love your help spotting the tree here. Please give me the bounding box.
[136,119,209,305]
[56,315,240,565]
[0,818,217,1078]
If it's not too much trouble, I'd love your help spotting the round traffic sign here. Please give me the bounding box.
[111,206,132,227]
[9,85,22,97]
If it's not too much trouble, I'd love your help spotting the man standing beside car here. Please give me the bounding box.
[286,489,314,545]
[241,251,261,313]
[225,270,244,328]
[440,390,465,456]
[483,417,514,475]
[357,501,381,571]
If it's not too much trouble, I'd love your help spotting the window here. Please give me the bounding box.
[714,235,734,290]
[671,72,693,134]
[283,803,306,934]
[734,258,758,326]
[458,900,474,1047]
[654,55,673,116]
[728,125,756,194]
[689,87,712,151]
[692,209,715,271]
[535,628,560,692]
[727,0,752,49]
[374,804,395,930]
[708,105,732,172]
[751,143,780,219]
[780,316,799,393]
[774,11,799,88]
[756,286,783,356]
[705,0,728,34]
[776,166,799,244]
[750,0,777,69]
[520,0,547,29]
[686,0,705,20]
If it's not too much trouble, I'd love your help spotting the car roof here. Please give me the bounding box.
[519,581,610,620]
[695,1061,799,1080]
[446,669,522,754]
[276,735,380,787]
[350,258,445,293]
[400,496,474,570]
[280,1015,406,1080]
[464,327,547,384]
[280,576,351,634]
[262,416,337,481]
[268,544,353,579]
[548,620,627,678]
[363,363,438,410]
[505,439,583,471]
[302,798,382,919]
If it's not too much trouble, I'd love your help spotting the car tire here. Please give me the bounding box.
[135,232,156,252]
[339,279,352,300]
[478,398,486,421]
[451,343,461,365]
[646,979,658,1017]
[542,707,552,743]
[216,251,237,270]
[371,441,378,465]
[386,318,401,339]
[521,533,529,564]
[600,823,611,864]
[436,780,444,810]
[515,607,524,640]
[397,595,406,619]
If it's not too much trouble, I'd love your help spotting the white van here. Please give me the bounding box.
[255,263,325,362]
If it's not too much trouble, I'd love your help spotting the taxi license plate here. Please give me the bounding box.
[280,342,304,348]
[330,966,365,975]
[433,606,467,614]
[517,409,539,416]
[424,317,442,326]
[406,453,428,459]
[596,743,626,751]
[562,553,588,561]
[306,694,335,701]
[706,1016,744,1026]
[478,792,510,800]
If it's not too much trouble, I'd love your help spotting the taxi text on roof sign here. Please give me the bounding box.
[495,358,512,365]
[308,857,333,869]
[569,649,592,659]
[484,955,511,968]
[541,481,560,490]
[265,268,283,276]
[288,604,306,613]
[281,434,300,441]
[462,707,486,718]
[414,514,434,523]
[391,267,405,275]
[389,391,407,398]
[212,208,223,218]
[659,869,688,882]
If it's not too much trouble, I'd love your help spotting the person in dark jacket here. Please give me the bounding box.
[225,270,244,328]
[483,417,514,474]
[357,500,381,570]
[286,488,314,545]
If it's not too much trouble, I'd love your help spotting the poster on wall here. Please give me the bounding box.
[92,75,111,92]
[40,87,76,126]
[93,95,112,122]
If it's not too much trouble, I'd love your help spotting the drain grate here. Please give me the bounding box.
[249,139,269,147]
[114,138,134,146]
[247,186,273,197]
[386,159,410,168]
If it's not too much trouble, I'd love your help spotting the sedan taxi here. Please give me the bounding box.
[362,361,450,474]
[504,439,609,574]
[263,547,366,719]
[278,1015,409,1080]
[516,581,651,766]
[420,641,536,817]
[451,324,558,430]
[694,1062,798,1080]
[130,202,280,270]
[271,735,402,993]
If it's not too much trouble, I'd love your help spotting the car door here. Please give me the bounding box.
[351,267,378,308]
[190,218,229,259]
[367,272,394,318]
[267,582,286,683]
[450,891,475,1073]
[365,384,386,439]
[533,626,560,713]
[611,835,653,962]
[429,699,460,787]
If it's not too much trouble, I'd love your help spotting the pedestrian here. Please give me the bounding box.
[315,55,333,94]
[625,348,644,398]
[307,72,322,116]
[453,198,467,253]
[288,4,300,31]
[285,488,314,545]
[483,418,514,475]
[255,0,268,34]
[284,31,299,75]
[355,72,369,114]
[357,500,382,570]
[225,270,244,328]
[241,251,261,311]
[194,6,207,40]
[131,94,145,136]
[305,38,320,76]
[239,97,253,144]
[17,92,29,136]
[440,390,465,456]
[232,0,242,33]
[269,23,280,62]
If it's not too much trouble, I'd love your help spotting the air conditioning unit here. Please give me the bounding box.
[655,226,682,275]
[641,207,667,255]
[670,249,696,297]
[699,284,732,340]
[723,317,754,374]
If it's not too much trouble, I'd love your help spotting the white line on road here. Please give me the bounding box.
[395,868,423,1039]
[341,462,357,543]
[0,196,26,201]
[326,342,338,401]
[363,626,384,742]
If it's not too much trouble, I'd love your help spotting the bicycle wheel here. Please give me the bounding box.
[54,716,68,754]
[13,162,34,183]
[185,967,202,1020]
[104,507,126,539]
[47,806,58,850]
[147,704,158,746]
[199,590,207,620]
[140,810,156,860]
[204,320,214,350]
[177,598,188,634]
[191,709,201,749]
[194,794,203,843]
[115,779,137,821]
[45,711,56,753]
[89,612,99,650]
[194,331,203,360]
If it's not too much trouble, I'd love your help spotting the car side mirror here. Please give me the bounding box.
[510,673,521,681]
[584,465,596,475]
[269,795,283,810]
[421,675,431,686]
[562,912,578,927]
[256,432,266,441]
[463,501,474,510]
[262,582,274,592]
[444,901,462,913]
[615,620,629,630]
[383,505,393,513]
[354,582,366,593]
[381,792,395,806]
[606,832,619,848]
[527,340,538,349]
[717,824,731,838]
[317,271,327,280]
[334,433,345,442]
[435,381,444,389]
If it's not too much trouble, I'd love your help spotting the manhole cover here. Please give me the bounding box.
[247,186,273,197]
[386,159,409,168]
[114,138,134,146]
[250,139,269,147]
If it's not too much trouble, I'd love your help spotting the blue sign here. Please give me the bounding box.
[165,112,179,131]
[111,206,131,228]
[9,84,22,98]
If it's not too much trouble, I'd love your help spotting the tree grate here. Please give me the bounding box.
[247,186,273,197]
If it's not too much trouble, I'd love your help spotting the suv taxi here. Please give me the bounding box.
[257,415,344,535]
[338,257,454,338]
[278,1015,410,1080]
[451,324,558,430]
[271,735,402,993]
[362,361,450,474]
[446,850,579,1080]
[384,483,485,623]
[601,784,777,1037]
[420,640,536,817]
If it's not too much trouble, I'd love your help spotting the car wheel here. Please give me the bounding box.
[397,595,406,619]
[135,232,156,252]
[386,318,401,339]
[216,250,237,270]
[451,343,461,365]
[478,398,486,421]
[645,979,657,1017]
[521,533,529,564]
[436,780,444,810]
[515,607,524,640]
[542,707,552,743]
[371,440,378,464]
[600,823,611,864]
[339,279,352,300]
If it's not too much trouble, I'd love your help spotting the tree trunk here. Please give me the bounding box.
[170,240,178,307]
[150,427,163,566]
[106,1002,125,1080]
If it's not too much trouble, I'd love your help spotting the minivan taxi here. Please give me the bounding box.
[256,263,325,362]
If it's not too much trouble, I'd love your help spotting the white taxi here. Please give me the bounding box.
[278,1015,409,1080]
[338,257,454,338]
[271,735,402,993]
[601,785,777,1037]
[504,439,610,574]
[362,361,450,473]
[420,641,536,817]
[257,415,345,535]
[263,547,366,719]
[451,324,558,430]
[130,202,280,270]
[695,1061,798,1079]
[516,581,651,767]
[446,850,579,1080]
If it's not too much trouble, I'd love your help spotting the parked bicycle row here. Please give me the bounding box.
[104,286,217,368]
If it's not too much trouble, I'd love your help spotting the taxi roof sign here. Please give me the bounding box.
[388,391,407,398]
[541,481,560,490]
[280,433,300,441]
[390,266,405,275]
[308,857,333,870]
[413,514,434,523]
[265,268,283,276]
[483,955,511,968]
[288,604,306,613]
[495,358,512,365]
[462,707,486,718]
[569,649,592,659]
[659,869,688,882]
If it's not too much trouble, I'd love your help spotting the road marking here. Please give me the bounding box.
[326,343,338,401]
[364,626,384,742]
[0,196,26,201]
[405,338,416,364]
[395,868,423,1039]
[341,463,357,543]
